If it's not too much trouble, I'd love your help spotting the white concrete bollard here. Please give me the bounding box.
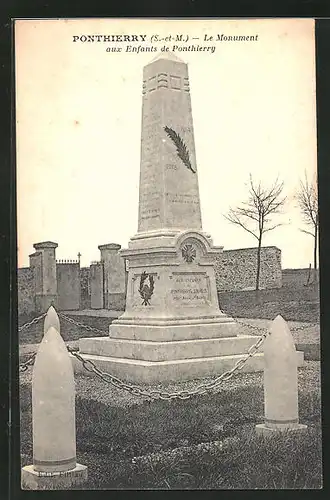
[256,315,307,436]
[43,305,60,336]
[21,308,87,489]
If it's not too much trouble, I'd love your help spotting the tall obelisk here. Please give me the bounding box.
[77,53,268,383]
[137,51,202,237]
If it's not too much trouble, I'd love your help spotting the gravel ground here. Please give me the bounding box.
[19,360,321,409]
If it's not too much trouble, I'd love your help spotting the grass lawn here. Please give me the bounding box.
[18,286,322,489]
[219,284,320,324]
[20,361,322,490]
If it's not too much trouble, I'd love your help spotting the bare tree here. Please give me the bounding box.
[296,173,319,276]
[224,175,286,291]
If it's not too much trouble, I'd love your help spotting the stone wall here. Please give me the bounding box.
[17,267,35,315]
[18,242,286,316]
[215,246,282,292]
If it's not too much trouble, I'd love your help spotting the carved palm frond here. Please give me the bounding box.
[149,275,155,295]
[164,126,195,173]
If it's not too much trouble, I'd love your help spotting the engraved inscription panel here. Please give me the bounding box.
[138,109,163,229]
[169,272,211,307]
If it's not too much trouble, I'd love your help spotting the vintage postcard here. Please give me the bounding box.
[15,18,321,490]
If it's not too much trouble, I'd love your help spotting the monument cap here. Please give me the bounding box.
[149,51,185,64]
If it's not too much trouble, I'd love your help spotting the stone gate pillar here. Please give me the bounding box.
[98,243,126,311]
[32,241,58,313]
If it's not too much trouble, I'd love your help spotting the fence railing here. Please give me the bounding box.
[56,259,79,264]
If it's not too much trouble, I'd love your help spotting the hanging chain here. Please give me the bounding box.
[221,309,319,335]
[58,312,108,335]
[18,311,319,380]
[18,313,47,332]
[18,309,318,338]
[19,352,37,372]
[19,313,107,373]
[67,327,268,401]
[233,320,267,335]
[236,319,318,333]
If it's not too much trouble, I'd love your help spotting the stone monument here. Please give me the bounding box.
[76,52,282,382]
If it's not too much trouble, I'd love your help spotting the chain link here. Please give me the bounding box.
[19,313,46,372]
[18,313,46,332]
[58,312,108,335]
[19,352,37,372]
[234,319,267,335]
[67,327,269,401]
[18,313,319,381]
[228,316,319,335]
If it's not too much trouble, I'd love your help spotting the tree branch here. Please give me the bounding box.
[297,172,318,230]
[263,223,284,233]
[299,228,315,237]
[224,174,286,242]
[223,174,286,291]
[224,214,259,240]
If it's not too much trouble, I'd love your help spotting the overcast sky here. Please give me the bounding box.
[15,18,317,269]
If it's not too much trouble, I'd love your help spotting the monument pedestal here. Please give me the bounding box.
[76,230,294,384]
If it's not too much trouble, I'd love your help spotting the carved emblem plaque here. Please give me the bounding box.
[181,244,197,263]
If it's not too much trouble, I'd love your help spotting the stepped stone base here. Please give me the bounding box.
[109,316,237,341]
[72,337,304,384]
[80,334,258,361]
